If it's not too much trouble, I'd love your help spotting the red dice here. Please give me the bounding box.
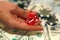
[25,10,41,25]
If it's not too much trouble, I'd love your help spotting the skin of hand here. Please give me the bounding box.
[0,1,43,31]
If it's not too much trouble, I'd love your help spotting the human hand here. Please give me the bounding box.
[0,1,43,31]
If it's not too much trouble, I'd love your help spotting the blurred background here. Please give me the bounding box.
[0,0,60,40]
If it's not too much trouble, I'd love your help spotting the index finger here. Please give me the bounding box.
[11,5,28,19]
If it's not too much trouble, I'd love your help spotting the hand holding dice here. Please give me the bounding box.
[0,1,43,31]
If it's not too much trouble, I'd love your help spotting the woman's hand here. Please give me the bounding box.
[0,1,43,31]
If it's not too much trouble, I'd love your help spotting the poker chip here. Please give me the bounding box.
[17,0,30,10]
[39,8,51,17]
[46,14,58,26]
[17,2,24,9]
[10,0,30,10]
